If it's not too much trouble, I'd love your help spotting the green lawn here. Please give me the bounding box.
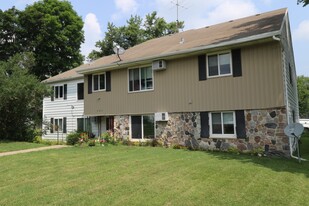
[0,141,46,153]
[0,136,308,206]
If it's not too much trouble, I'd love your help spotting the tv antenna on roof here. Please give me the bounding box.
[171,0,187,30]
[284,123,307,163]
[113,42,125,61]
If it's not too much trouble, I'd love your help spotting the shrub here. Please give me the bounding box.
[150,139,163,147]
[66,132,80,145]
[41,140,60,145]
[121,138,133,146]
[88,139,96,147]
[33,135,42,143]
[89,132,95,139]
[101,131,118,145]
[227,147,240,154]
[172,144,186,149]
[80,132,89,142]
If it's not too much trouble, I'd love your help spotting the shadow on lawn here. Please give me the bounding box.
[202,133,309,178]
[205,151,309,177]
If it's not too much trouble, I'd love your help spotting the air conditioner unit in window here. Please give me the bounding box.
[152,60,167,71]
[155,112,169,121]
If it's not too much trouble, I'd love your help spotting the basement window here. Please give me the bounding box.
[209,111,236,138]
[131,115,155,139]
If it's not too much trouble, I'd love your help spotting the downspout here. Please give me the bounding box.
[272,35,281,41]
[273,35,307,161]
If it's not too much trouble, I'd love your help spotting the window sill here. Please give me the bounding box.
[130,138,154,142]
[207,74,233,79]
[92,89,106,93]
[209,135,236,139]
[128,89,154,94]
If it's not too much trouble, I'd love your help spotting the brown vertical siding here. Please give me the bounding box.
[84,41,285,116]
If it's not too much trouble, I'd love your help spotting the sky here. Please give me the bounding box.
[1,0,309,76]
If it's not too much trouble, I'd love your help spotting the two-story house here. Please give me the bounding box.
[74,8,298,155]
[42,66,101,140]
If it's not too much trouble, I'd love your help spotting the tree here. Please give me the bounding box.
[88,23,126,60]
[0,7,24,61]
[298,0,309,6]
[88,12,184,61]
[123,15,144,47]
[1,0,85,80]
[144,11,184,40]
[0,52,50,141]
[297,76,309,118]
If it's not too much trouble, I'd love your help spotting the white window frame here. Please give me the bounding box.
[54,118,63,132]
[209,111,236,138]
[92,73,106,92]
[207,50,233,78]
[54,85,64,99]
[129,115,155,140]
[128,65,154,93]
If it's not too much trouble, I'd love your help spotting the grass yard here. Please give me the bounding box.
[0,135,309,206]
[0,141,46,153]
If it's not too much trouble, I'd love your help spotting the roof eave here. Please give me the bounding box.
[78,30,281,75]
[42,75,83,84]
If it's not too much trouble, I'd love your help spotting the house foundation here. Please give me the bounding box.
[155,107,289,154]
[112,107,289,154]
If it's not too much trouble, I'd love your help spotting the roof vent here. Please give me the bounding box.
[179,37,185,44]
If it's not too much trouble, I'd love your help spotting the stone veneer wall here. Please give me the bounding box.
[114,115,130,139]
[156,112,201,147]
[155,107,289,154]
[245,107,289,152]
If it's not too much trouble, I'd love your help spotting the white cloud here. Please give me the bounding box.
[112,0,139,22]
[155,0,258,30]
[294,20,309,41]
[261,0,272,5]
[206,1,258,24]
[114,0,138,14]
[81,13,103,59]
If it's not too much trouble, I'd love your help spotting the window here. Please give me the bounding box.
[54,85,63,99]
[209,112,236,138]
[50,117,66,133]
[289,63,293,85]
[52,84,67,100]
[54,118,63,131]
[77,83,84,100]
[129,66,153,92]
[207,52,232,77]
[77,118,91,132]
[93,73,106,92]
[131,115,155,139]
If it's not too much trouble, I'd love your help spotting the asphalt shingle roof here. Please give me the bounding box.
[43,8,286,83]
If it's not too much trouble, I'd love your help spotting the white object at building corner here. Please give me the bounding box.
[299,119,309,129]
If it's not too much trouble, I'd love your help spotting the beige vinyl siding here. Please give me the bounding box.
[84,41,285,116]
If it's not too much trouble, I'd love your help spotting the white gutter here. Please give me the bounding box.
[78,30,281,74]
